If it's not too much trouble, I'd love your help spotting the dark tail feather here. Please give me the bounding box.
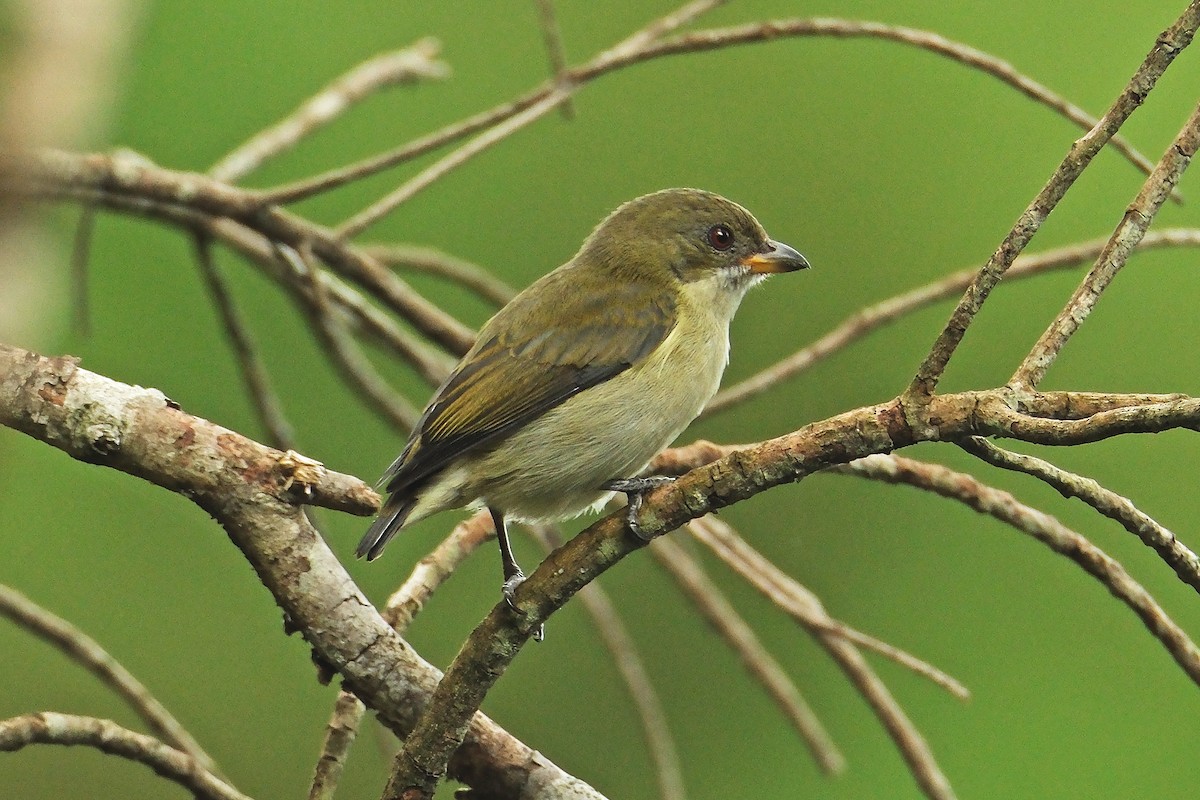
[356,495,417,561]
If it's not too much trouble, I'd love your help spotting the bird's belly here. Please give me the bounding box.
[467,323,728,521]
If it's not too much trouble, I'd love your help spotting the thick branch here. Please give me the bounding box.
[383,386,1200,796]
[0,343,606,800]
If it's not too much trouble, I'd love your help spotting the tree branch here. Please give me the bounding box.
[705,229,1200,417]
[0,713,249,800]
[841,454,1200,685]
[648,536,846,775]
[0,342,606,800]
[906,1,1199,402]
[381,386,1200,797]
[210,38,450,184]
[1012,95,1200,388]
[0,584,222,776]
[958,438,1200,595]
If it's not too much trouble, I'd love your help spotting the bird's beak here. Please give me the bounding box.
[741,240,811,274]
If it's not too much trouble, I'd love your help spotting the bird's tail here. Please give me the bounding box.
[356,495,418,561]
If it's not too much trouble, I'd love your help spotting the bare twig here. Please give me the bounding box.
[906,2,1199,401]
[9,148,479,354]
[334,2,739,239]
[361,243,516,307]
[623,18,1174,198]
[843,454,1200,686]
[14,183,457,387]
[958,438,1200,595]
[0,713,248,800]
[531,525,686,800]
[308,690,365,800]
[257,93,552,205]
[383,510,495,630]
[705,229,1200,417]
[193,235,295,448]
[687,516,957,800]
[649,535,846,775]
[210,38,450,183]
[264,8,1160,215]
[532,0,575,119]
[260,0,728,206]
[275,243,420,431]
[0,584,222,775]
[335,89,570,239]
[988,393,1200,444]
[1013,97,1200,388]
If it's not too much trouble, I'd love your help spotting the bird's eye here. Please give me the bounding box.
[707,224,734,251]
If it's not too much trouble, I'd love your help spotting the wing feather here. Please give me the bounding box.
[381,268,676,498]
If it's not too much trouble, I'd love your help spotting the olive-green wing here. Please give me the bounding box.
[381,270,676,497]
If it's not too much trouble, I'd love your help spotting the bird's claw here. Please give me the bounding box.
[603,475,676,541]
[502,569,526,607]
[501,569,544,642]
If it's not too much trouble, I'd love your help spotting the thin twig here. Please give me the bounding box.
[258,93,551,205]
[843,454,1200,687]
[1012,96,1200,388]
[687,516,957,800]
[308,690,364,800]
[335,89,570,239]
[193,235,295,448]
[275,243,420,432]
[210,38,450,183]
[333,1,735,238]
[19,186,457,386]
[0,713,249,800]
[649,535,846,775]
[259,1,727,206]
[705,229,1200,417]
[532,0,575,119]
[0,584,222,776]
[689,514,967,697]
[361,243,516,307]
[622,18,1174,200]
[14,148,479,354]
[531,525,686,800]
[958,437,1200,596]
[383,510,495,630]
[906,2,1199,400]
[262,7,1160,212]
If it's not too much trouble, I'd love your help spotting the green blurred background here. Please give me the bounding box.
[3,1,1199,797]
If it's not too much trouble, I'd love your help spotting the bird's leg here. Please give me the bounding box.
[490,507,543,641]
[491,507,525,601]
[602,475,676,541]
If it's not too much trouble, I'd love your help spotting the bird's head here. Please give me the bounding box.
[575,188,809,293]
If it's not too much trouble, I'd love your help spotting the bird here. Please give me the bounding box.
[357,188,809,600]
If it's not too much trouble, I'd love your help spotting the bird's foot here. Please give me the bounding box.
[603,475,676,541]
[501,567,544,642]
[502,568,526,607]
